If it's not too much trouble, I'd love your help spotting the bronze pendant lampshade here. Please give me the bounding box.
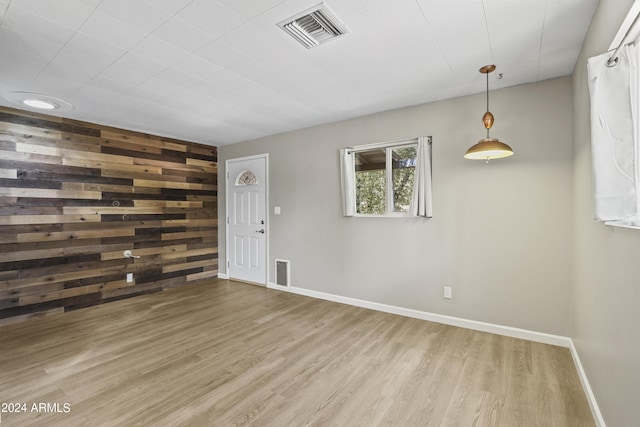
[464,65,514,162]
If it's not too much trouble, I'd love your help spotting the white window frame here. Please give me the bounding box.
[351,138,419,218]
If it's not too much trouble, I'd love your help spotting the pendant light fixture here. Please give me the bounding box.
[464,65,513,162]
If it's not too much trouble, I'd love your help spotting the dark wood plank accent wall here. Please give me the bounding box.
[0,106,217,325]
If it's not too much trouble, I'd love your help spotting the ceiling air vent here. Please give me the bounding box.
[278,3,348,49]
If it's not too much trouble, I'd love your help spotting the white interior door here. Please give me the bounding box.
[227,156,267,284]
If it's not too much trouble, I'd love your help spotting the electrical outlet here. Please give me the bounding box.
[127,273,133,283]
[444,286,452,299]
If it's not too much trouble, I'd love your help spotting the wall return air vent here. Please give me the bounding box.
[278,3,348,49]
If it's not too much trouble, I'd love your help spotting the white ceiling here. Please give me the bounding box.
[0,0,599,146]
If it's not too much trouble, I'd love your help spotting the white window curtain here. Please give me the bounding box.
[339,137,432,217]
[587,43,640,222]
[410,136,433,217]
[339,148,356,216]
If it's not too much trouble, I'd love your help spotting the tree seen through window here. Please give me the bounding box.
[354,145,417,214]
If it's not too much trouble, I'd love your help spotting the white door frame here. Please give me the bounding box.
[225,153,269,285]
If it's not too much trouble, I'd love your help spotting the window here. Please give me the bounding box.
[235,170,257,186]
[340,136,432,218]
[354,144,417,214]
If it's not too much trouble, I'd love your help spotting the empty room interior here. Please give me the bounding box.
[0,0,639,425]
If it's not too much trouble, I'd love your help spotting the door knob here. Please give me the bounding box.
[256,229,265,234]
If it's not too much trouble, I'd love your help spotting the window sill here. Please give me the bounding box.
[605,220,640,230]
[354,213,418,218]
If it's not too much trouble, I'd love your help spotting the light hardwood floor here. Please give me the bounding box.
[0,279,594,426]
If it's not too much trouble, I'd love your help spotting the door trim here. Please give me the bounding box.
[225,153,269,285]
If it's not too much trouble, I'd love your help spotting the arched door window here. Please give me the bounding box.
[235,170,258,186]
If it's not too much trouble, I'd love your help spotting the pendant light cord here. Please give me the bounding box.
[486,71,490,138]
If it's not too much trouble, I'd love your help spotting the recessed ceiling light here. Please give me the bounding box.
[23,99,57,109]
[3,91,74,112]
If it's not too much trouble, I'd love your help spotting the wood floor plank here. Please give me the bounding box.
[0,280,594,426]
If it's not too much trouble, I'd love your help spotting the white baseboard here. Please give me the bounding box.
[267,282,569,346]
[267,282,289,292]
[218,272,229,279]
[266,281,604,426]
[568,341,606,427]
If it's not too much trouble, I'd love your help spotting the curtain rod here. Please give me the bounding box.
[607,10,640,67]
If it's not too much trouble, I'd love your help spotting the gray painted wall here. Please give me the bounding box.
[219,77,574,336]
[218,2,640,422]
[572,0,640,425]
